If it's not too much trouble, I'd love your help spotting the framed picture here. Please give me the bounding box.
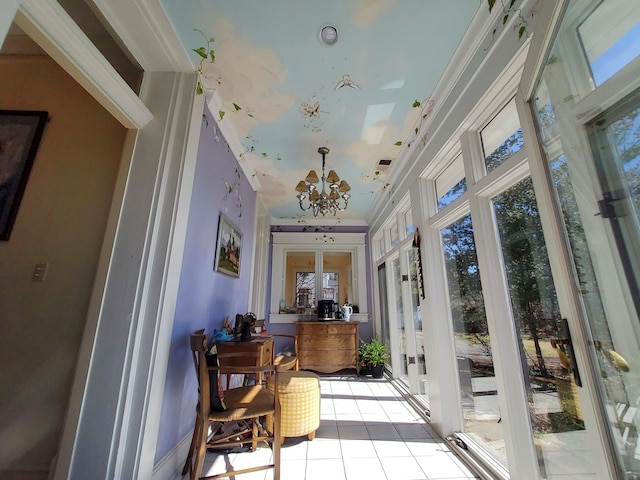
[0,110,48,240]
[214,213,242,277]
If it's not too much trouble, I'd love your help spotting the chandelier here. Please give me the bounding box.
[295,147,351,216]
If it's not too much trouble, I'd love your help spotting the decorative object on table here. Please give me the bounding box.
[340,303,353,321]
[358,337,390,379]
[295,146,351,217]
[0,110,48,241]
[241,312,256,341]
[214,212,242,277]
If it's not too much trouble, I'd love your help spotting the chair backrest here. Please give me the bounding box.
[189,331,278,415]
[189,331,212,417]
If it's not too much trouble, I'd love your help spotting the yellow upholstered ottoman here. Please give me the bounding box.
[266,371,320,445]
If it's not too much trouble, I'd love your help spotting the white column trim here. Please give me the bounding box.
[16,0,153,129]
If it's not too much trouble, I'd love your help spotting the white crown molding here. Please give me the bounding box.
[17,0,153,129]
[90,0,193,72]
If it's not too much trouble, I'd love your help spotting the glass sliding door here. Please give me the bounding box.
[407,246,428,403]
[493,177,594,478]
[391,256,408,379]
[531,1,640,476]
[441,213,507,469]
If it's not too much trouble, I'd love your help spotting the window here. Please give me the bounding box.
[578,0,640,86]
[404,208,414,236]
[481,99,524,172]
[270,232,367,323]
[436,154,466,210]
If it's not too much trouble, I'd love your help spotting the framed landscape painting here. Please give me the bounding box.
[214,213,242,277]
[0,110,48,240]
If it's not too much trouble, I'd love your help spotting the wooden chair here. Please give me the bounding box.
[271,333,299,372]
[183,331,281,480]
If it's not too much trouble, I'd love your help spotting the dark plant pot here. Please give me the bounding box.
[359,364,372,376]
[371,364,384,379]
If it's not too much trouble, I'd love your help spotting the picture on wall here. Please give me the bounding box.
[214,213,242,277]
[0,110,48,240]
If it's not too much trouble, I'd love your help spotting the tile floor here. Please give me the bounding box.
[190,374,481,480]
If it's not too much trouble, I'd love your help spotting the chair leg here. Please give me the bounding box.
[251,418,259,451]
[191,417,208,480]
[182,413,201,476]
[273,414,281,480]
[308,430,316,441]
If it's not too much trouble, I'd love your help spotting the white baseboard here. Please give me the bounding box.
[152,431,192,480]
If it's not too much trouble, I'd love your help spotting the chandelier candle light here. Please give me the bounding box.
[296,147,351,216]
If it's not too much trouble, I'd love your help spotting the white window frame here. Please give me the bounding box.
[269,232,368,324]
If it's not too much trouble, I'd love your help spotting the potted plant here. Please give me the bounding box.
[358,337,390,378]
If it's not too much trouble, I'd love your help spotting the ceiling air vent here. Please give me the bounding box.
[376,158,392,172]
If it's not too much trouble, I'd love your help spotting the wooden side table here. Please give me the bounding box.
[215,336,274,366]
[296,321,359,373]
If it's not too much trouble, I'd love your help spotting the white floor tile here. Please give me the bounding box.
[344,457,388,480]
[190,376,483,480]
[305,458,346,480]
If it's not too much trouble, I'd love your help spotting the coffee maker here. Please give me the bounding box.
[317,300,337,320]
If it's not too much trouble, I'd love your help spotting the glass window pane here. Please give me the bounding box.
[377,235,386,259]
[285,252,315,313]
[436,154,467,210]
[441,214,507,469]
[392,257,407,378]
[493,177,587,478]
[409,247,428,401]
[578,0,640,86]
[405,208,414,236]
[323,251,352,305]
[481,99,524,172]
[390,223,399,248]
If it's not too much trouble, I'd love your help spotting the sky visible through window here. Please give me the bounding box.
[590,21,640,86]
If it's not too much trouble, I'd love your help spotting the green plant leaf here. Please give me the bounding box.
[196,82,203,96]
[394,141,403,146]
[209,37,215,43]
[262,152,267,157]
[219,110,225,121]
[412,100,421,108]
[487,0,497,12]
[415,127,419,135]
[233,103,241,111]
[518,25,526,38]
[193,47,208,59]
[503,14,509,25]
[209,51,215,63]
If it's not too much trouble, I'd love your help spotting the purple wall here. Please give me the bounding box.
[154,107,257,462]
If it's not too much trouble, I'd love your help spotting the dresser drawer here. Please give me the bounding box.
[297,322,357,335]
[298,334,356,350]
[299,350,356,367]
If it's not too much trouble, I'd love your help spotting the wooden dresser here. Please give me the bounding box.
[296,321,359,373]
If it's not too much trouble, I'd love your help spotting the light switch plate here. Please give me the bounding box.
[32,262,48,281]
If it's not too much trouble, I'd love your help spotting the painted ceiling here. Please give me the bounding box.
[160,0,480,223]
